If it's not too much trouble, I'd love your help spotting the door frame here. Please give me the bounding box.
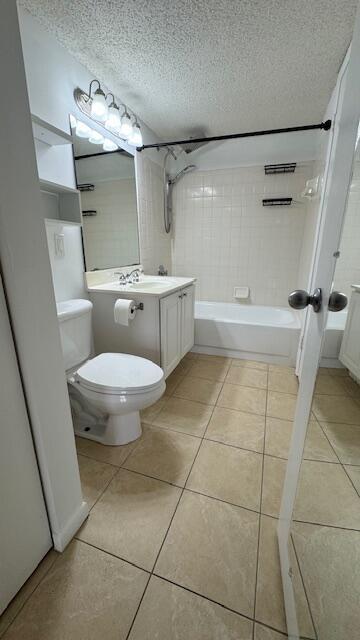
[277,5,360,636]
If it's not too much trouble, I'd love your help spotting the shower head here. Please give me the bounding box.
[169,164,196,185]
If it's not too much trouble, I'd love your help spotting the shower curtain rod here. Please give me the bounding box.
[137,119,332,152]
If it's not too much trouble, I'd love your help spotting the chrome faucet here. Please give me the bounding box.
[115,272,127,285]
[126,268,143,283]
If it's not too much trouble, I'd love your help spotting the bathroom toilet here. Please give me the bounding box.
[56,298,165,445]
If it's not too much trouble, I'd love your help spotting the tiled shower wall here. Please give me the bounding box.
[136,152,172,275]
[333,161,360,299]
[172,165,312,305]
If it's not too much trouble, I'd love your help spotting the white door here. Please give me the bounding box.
[278,3,360,637]
[160,290,182,377]
[181,285,195,357]
[0,275,52,613]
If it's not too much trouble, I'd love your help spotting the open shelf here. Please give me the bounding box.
[32,114,72,147]
[39,179,79,195]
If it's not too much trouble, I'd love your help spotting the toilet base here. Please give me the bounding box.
[74,410,142,446]
[105,411,142,445]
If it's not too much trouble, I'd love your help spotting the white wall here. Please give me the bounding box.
[172,163,312,305]
[183,130,319,172]
[0,1,88,552]
[333,161,360,297]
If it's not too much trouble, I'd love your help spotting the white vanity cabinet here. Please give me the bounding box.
[340,286,360,381]
[160,285,195,377]
[88,277,195,379]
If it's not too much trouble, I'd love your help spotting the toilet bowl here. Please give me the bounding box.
[56,299,165,446]
[70,353,165,445]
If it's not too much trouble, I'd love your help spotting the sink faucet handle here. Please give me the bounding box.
[117,273,127,285]
[158,264,168,276]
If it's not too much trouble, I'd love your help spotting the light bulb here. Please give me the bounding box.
[89,130,105,145]
[105,104,121,131]
[76,121,91,138]
[103,138,118,152]
[119,111,133,138]
[91,88,108,121]
[128,122,143,147]
[69,114,77,129]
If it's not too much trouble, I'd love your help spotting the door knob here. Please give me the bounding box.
[328,291,347,312]
[288,288,322,313]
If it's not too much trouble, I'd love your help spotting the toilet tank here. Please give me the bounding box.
[56,299,93,371]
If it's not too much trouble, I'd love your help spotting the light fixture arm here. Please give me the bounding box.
[106,92,117,107]
[88,79,101,99]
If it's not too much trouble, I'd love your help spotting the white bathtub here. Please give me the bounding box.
[321,310,348,367]
[194,301,301,365]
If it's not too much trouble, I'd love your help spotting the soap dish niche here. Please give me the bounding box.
[234,286,250,300]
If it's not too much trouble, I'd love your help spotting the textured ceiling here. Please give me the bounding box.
[20,0,357,141]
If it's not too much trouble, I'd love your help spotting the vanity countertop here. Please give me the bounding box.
[87,274,196,298]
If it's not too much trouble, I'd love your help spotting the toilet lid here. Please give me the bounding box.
[75,353,164,394]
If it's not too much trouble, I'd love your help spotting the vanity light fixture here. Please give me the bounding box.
[119,108,133,139]
[75,120,91,138]
[88,130,105,145]
[74,81,142,147]
[128,120,143,147]
[89,80,108,122]
[105,93,121,132]
[103,138,118,152]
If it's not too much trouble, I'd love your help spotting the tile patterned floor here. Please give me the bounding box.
[2,355,360,639]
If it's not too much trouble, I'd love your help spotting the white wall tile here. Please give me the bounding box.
[172,164,312,305]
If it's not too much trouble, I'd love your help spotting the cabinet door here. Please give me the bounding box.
[160,291,182,377]
[181,285,195,358]
[340,291,360,378]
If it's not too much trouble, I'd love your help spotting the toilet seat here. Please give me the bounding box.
[75,353,164,396]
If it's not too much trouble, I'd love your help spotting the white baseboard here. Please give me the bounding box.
[52,501,89,552]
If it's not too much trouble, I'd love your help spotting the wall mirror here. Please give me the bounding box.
[72,125,140,270]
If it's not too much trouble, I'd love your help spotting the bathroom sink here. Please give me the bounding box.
[129,278,178,290]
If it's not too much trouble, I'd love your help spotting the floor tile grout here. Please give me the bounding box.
[6,356,359,638]
[0,552,60,639]
[289,533,318,640]
[291,518,360,533]
[150,572,256,624]
[123,375,221,638]
[75,538,150,574]
[252,365,268,638]
[125,573,152,640]
[315,418,360,497]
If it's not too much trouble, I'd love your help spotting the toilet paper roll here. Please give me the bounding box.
[114,299,136,326]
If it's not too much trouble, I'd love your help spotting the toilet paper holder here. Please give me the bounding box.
[132,302,144,311]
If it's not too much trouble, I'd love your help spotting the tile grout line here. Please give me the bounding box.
[252,364,268,639]
[0,553,59,639]
[10,358,327,639]
[289,533,318,640]
[315,417,360,499]
[83,364,360,637]
[125,361,225,639]
[4,359,356,638]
